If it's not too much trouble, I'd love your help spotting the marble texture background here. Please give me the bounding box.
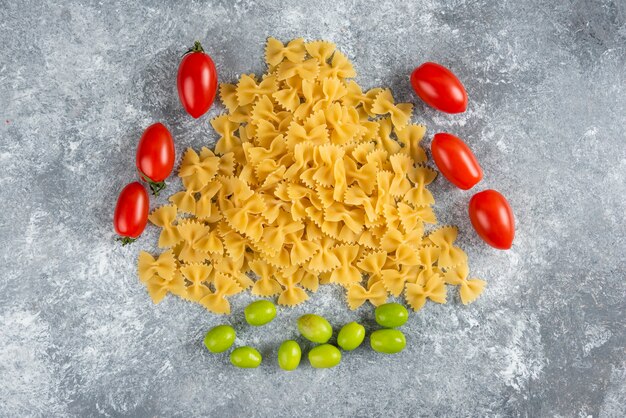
[1,0,625,416]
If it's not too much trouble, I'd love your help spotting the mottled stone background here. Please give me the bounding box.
[1,0,625,416]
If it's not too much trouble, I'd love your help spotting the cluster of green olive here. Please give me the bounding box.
[203,300,410,369]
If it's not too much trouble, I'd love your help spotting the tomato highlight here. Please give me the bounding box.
[113,182,149,245]
[136,122,175,196]
[431,132,483,190]
[177,41,218,119]
[410,62,467,114]
[468,190,515,250]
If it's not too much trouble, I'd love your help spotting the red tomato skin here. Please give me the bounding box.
[136,122,175,182]
[468,190,515,250]
[410,62,468,114]
[431,133,483,190]
[177,45,218,118]
[114,182,149,238]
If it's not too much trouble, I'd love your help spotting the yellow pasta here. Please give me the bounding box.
[138,37,485,314]
[147,205,181,248]
[443,263,486,305]
[138,249,176,283]
[346,281,388,310]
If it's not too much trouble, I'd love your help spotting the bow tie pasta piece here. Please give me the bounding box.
[346,281,388,310]
[325,203,365,235]
[211,115,242,158]
[405,165,437,207]
[308,236,341,272]
[381,268,407,297]
[145,271,188,304]
[222,194,266,235]
[319,50,356,80]
[199,272,243,314]
[236,74,278,106]
[273,77,302,113]
[137,37,485,314]
[180,263,213,302]
[194,180,222,221]
[344,158,377,195]
[219,83,239,113]
[213,255,254,290]
[178,147,220,192]
[397,202,432,233]
[177,221,212,264]
[276,267,309,306]
[427,226,468,269]
[405,274,447,311]
[148,205,182,248]
[293,80,324,121]
[371,89,413,130]
[394,244,420,266]
[356,250,387,283]
[304,40,336,63]
[344,186,377,223]
[286,233,320,266]
[250,259,283,296]
[277,58,320,81]
[137,249,177,284]
[376,118,402,156]
[409,245,442,286]
[341,82,383,117]
[329,244,362,287]
[324,103,362,145]
[389,154,414,197]
[168,189,196,215]
[265,37,306,66]
[250,95,282,125]
[396,124,427,164]
[444,263,486,305]
[285,119,329,152]
[299,267,321,292]
[314,77,348,111]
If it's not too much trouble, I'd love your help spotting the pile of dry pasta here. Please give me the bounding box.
[137,37,486,314]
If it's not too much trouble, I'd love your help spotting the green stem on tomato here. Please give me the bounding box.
[139,172,167,197]
[116,236,137,246]
[148,181,166,197]
[184,40,204,55]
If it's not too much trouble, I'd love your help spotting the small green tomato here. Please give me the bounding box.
[203,325,236,353]
[230,346,262,368]
[308,344,341,368]
[337,322,365,351]
[244,300,277,326]
[277,340,302,371]
[374,303,409,328]
[297,314,332,343]
[370,329,406,354]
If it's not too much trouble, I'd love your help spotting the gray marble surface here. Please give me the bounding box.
[1,0,625,417]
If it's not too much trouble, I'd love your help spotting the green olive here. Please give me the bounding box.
[230,346,262,368]
[244,300,277,326]
[374,303,409,328]
[277,340,302,371]
[337,322,365,351]
[370,329,406,354]
[308,344,341,368]
[203,325,236,353]
[297,314,332,343]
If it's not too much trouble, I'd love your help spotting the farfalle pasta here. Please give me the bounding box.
[138,37,486,314]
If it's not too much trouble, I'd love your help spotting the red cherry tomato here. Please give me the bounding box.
[177,41,218,119]
[431,132,483,190]
[468,190,515,250]
[113,182,149,245]
[136,122,175,196]
[410,62,467,114]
